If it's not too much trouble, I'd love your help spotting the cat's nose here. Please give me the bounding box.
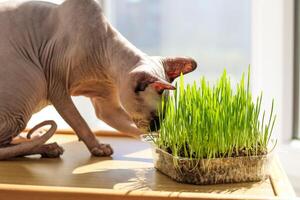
[149,116,160,132]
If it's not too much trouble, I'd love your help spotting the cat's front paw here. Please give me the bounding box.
[90,143,114,157]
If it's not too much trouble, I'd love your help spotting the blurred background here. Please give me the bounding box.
[104,0,251,83]
[21,0,299,195]
[28,0,252,134]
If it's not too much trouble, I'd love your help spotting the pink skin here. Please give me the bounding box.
[0,0,197,159]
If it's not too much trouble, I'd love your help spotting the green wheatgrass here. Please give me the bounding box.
[153,67,276,160]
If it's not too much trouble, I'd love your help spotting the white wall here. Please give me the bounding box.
[251,0,294,144]
[252,0,299,195]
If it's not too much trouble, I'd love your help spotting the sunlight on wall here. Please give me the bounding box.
[28,97,115,131]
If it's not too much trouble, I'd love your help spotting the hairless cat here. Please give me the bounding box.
[0,0,197,160]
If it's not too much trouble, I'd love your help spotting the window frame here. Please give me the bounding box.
[294,0,300,139]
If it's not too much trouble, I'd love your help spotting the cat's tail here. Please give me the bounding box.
[0,120,57,160]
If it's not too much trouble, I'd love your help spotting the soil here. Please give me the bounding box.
[154,147,271,185]
[164,143,267,159]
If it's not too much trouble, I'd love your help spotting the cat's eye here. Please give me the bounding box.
[135,83,148,93]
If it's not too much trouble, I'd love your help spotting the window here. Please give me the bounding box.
[294,0,300,139]
[28,0,252,130]
[103,0,251,84]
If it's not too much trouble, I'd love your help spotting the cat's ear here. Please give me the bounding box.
[162,57,197,82]
[130,70,175,93]
[151,80,176,92]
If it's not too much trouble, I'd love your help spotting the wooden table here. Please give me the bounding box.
[0,133,296,200]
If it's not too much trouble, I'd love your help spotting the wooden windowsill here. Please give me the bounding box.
[0,132,296,200]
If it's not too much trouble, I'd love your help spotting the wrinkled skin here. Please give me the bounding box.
[0,0,197,159]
